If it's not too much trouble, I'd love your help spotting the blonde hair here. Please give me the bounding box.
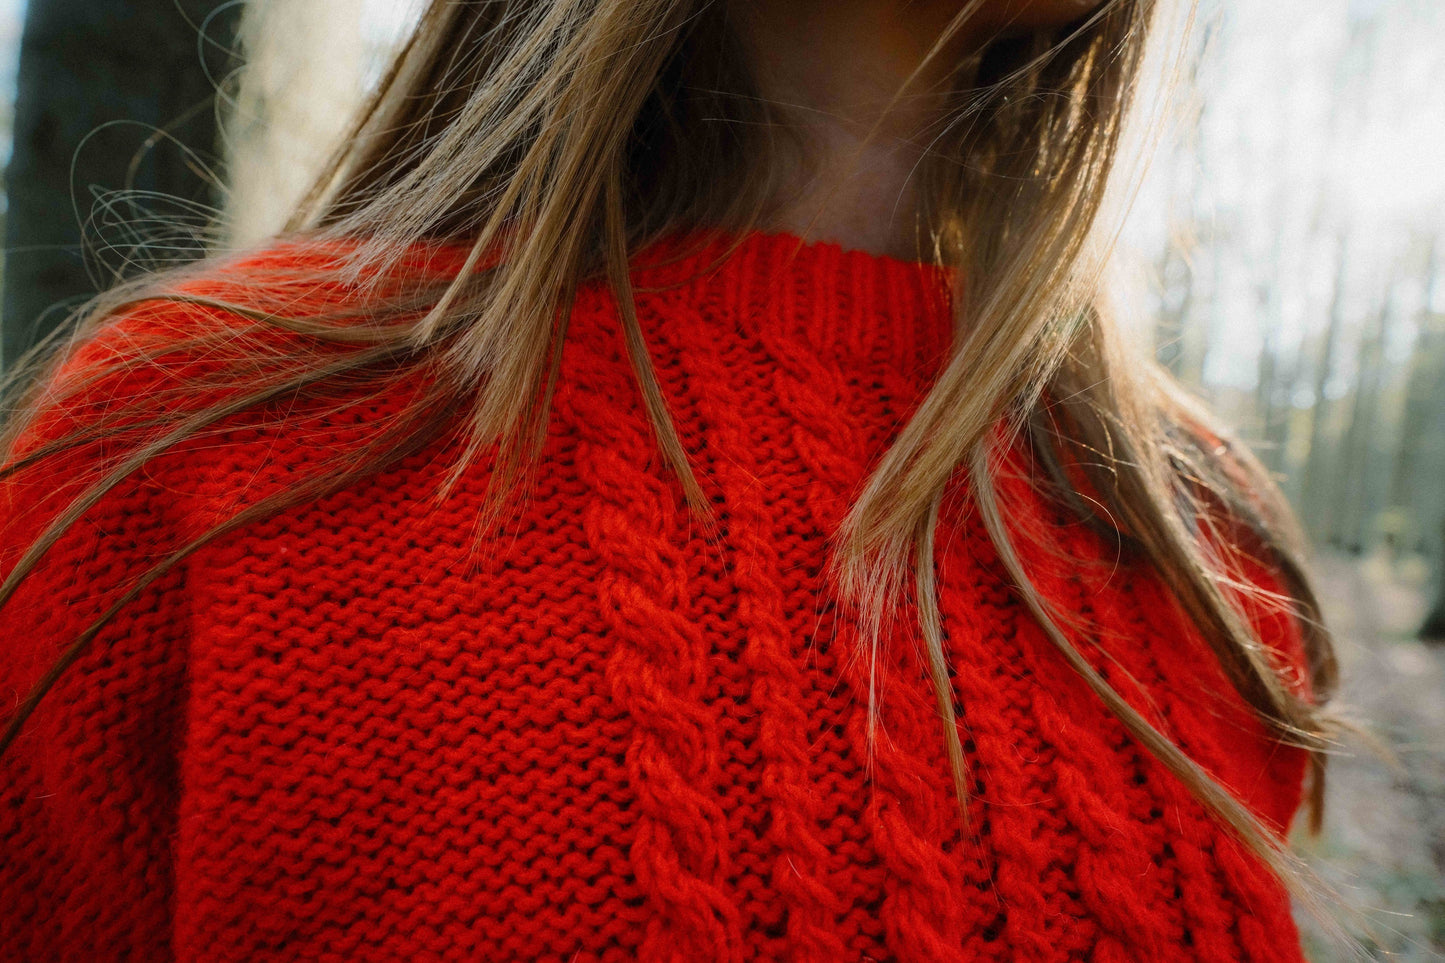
[2,0,1340,920]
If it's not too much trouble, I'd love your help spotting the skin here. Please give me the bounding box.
[728,0,1108,260]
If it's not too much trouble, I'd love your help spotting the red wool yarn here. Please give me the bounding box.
[0,230,1311,961]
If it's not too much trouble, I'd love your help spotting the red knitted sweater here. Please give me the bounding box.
[1,230,1311,962]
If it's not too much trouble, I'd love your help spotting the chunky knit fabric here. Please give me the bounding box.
[1,230,1312,962]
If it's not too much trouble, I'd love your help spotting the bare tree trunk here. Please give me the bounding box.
[224,0,373,247]
[1388,238,1439,534]
[1,0,239,369]
[1252,223,1290,475]
[1333,295,1393,554]
[1422,517,1445,643]
[1299,236,1349,540]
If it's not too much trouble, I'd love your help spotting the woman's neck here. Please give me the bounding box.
[727,0,979,261]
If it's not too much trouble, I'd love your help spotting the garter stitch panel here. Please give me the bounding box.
[0,229,1313,962]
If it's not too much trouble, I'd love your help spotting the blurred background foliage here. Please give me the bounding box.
[0,0,1438,958]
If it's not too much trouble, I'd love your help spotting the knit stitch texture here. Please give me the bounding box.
[0,230,1312,962]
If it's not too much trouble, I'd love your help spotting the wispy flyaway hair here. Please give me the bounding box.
[1,0,1342,923]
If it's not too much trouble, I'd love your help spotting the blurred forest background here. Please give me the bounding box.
[0,0,1439,959]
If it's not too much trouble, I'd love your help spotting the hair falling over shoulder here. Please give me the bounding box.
[1,0,1347,931]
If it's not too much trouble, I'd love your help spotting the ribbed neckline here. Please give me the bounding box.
[629,227,959,373]
[387,226,958,373]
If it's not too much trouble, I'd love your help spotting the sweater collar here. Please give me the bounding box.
[395,226,958,375]
[629,227,958,375]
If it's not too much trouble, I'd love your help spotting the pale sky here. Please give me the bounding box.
[1120,0,1443,390]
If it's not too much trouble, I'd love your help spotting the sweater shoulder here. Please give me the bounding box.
[5,235,467,469]
[0,237,457,606]
[0,236,451,725]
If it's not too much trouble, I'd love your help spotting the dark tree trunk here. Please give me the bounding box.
[2,0,240,368]
[1423,517,1445,643]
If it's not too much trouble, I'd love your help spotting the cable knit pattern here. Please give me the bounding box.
[1,229,1313,962]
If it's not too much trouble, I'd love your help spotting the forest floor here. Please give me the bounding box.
[1293,550,1445,962]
